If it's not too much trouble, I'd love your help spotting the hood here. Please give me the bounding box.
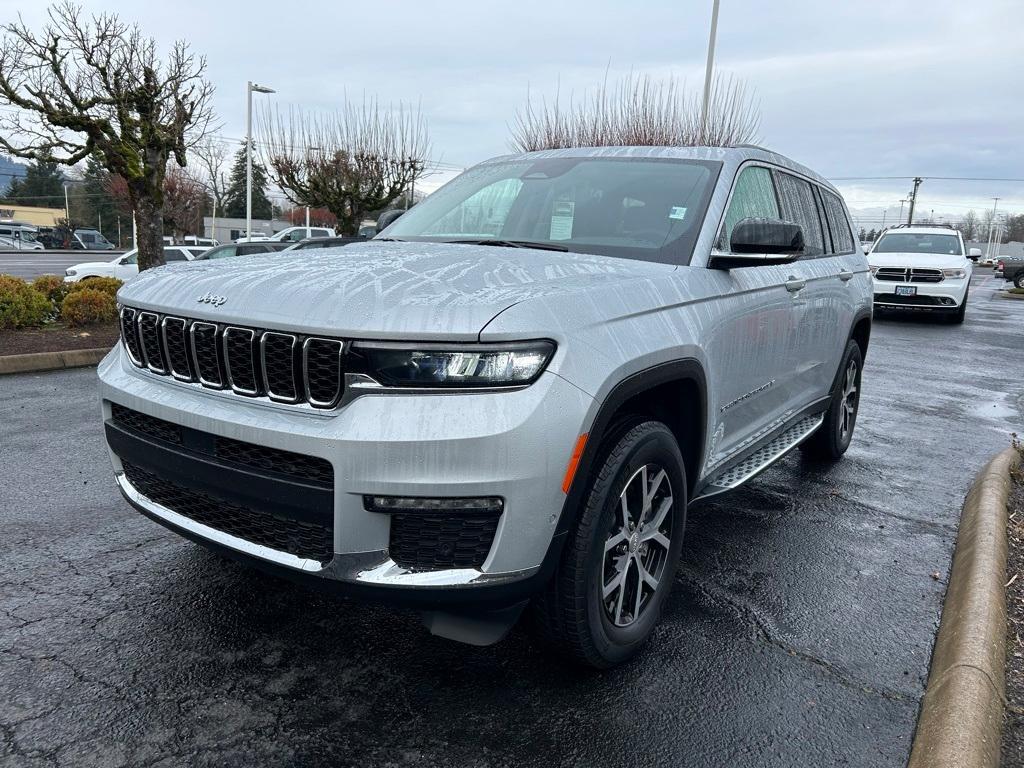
[868,251,969,270]
[70,260,116,271]
[117,240,673,340]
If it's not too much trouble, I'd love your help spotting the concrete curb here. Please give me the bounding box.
[995,291,1024,301]
[908,446,1020,768]
[0,347,109,375]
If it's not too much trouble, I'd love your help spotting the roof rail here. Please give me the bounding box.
[885,222,958,230]
[734,143,775,153]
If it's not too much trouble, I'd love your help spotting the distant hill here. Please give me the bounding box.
[0,155,27,195]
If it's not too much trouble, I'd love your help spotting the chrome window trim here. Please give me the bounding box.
[160,316,193,382]
[222,326,260,396]
[189,321,224,389]
[302,337,346,408]
[260,331,301,403]
[136,311,168,375]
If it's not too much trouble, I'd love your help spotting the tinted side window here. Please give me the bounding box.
[718,166,779,250]
[238,245,269,255]
[774,172,825,257]
[821,191,854,254]
[164,249,187,262]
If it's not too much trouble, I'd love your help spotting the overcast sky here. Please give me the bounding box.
[3,0,1022,228]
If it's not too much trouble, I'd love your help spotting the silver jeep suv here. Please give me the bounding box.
[100,146,872,667]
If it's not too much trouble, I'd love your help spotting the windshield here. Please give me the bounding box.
[381,156,721,265]
[21,229,37,243]
[873,232,962,255]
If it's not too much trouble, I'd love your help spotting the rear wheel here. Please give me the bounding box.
[1014,273,1024,289]
[532,421,687,668]
[800,340,863,460]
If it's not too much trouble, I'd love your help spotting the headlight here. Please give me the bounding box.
[942,268,966,278]
[65,269,76,276]
[352,341,555,388]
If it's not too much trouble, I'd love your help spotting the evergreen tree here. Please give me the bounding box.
[79,156,120,242]
[222,143,272,219]
[3,159,64,207]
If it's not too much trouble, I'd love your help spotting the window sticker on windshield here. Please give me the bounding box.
[550,201,575,240]
[669,206,688,220]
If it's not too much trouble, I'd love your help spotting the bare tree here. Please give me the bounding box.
[162,167,207,241]
[955,209,979,242]
[0,3,214,270]
[191,137,229,217]
[259,99,429,235]
[510,72,759,152]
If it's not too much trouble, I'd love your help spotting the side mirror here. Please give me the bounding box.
[862,243,871,255]
[708,218,804,270]
[968,247,982,258]
[375,209,405,234]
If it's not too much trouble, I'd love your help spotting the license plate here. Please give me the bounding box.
[895,285,917,297]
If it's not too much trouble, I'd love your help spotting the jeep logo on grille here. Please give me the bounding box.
[196,293,227,307]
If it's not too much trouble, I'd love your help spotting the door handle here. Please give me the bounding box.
[785,276,806,293]
[838,269,854,282]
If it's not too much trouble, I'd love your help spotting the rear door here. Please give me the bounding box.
[816,188,862,395]
[771,170,840,407]
[704,164,806,465]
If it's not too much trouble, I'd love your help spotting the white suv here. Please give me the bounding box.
[64,246,208,282]
[867,225,972,323]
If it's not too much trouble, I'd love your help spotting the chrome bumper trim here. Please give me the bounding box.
[115,471,540,588]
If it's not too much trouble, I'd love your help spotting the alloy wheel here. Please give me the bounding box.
[840,358,859,443]
[601,464,674,627]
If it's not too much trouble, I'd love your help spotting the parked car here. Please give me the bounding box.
[73,227,116,250]
[64,246,207,282]
[235,226,336,244]
[281,236,365,251]
[997,256,1024,288]
[0,222,44,250]
[183,235,219,247]
[867,224,972,323]
[100,145,872,667]
[191,242,292,260]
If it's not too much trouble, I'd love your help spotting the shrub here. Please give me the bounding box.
[60,288,118,327]
[66,276,123,299]
[0,274,53,330]
[31,274,70,305]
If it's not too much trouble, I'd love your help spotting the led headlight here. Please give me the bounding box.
[353,340,555,388]
[942,268,966,278]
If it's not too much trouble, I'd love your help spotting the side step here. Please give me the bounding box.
[695,413,824,501]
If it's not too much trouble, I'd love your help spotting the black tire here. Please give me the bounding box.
[951,290,968,324]
[1015,273,1024,289]
[800,340,863,461]
[532,421,687,668]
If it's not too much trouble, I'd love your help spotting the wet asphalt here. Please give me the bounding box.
[2,272,1022,768]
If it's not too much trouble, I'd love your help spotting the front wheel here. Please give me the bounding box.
[951,291,968,324]
[800,339,863,461]
[532,421,687,668]
[1014,273,1024,289]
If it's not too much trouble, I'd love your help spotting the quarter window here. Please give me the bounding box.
[821,191,854,254]
[718,166,779,250]
[774,172,825,257]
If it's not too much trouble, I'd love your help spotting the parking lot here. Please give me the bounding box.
[1,272,1021,767]
[0,251,114,280]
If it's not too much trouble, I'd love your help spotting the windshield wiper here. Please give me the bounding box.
[448,238,569,252]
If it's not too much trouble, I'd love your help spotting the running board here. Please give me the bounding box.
[694,413,824,501]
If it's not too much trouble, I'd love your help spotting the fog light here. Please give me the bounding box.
[364,496,504,513]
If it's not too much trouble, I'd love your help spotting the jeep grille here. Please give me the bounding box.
[118,306,344,409]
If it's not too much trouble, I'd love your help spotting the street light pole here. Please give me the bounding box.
[246,81,275,241]
[700,0,721,136]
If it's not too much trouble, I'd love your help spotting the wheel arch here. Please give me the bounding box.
[554,358,707,542]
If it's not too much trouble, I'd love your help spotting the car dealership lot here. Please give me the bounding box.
[0,250,111,280]
[1,272,1021,767]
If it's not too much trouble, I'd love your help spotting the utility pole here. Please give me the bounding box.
[700,0,721,136]
[246,81,275,241]
[986,197,1000,258]
[906,177,922,224]
[898,199,906,221]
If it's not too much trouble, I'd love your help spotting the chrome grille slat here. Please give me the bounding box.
[223,326,259,396]
[190,322,224,388]
[136,312,167,374]
[120,308,344,409]
[261,332,300,403]
[303,338,344,408]
[161,317,193,381]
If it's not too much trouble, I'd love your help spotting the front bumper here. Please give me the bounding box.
[98,347,593,608]
[872,278,968,311]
